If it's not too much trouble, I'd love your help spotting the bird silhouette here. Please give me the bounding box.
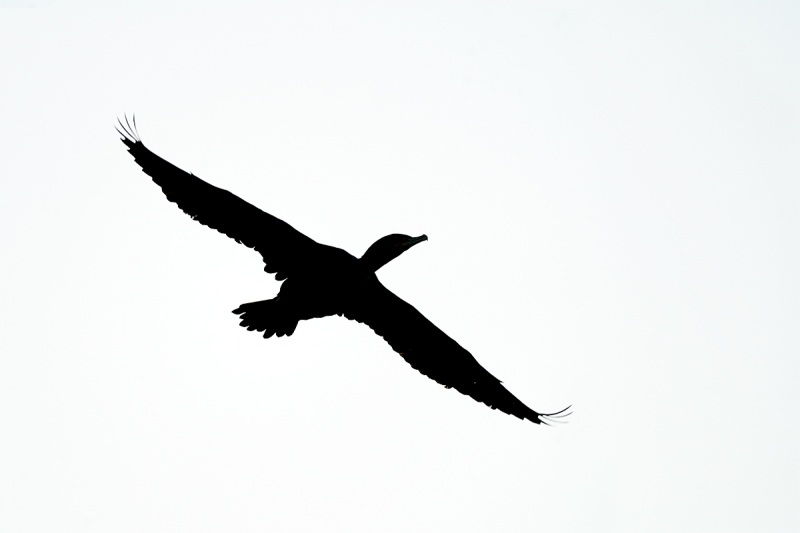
[118,116,569,425]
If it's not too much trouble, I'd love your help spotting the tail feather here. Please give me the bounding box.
[232,299,298,338]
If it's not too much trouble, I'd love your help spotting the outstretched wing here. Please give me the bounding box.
[344,279,570,424]
[118,117,320,280]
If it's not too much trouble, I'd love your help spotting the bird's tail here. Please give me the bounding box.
[232,299,298,339]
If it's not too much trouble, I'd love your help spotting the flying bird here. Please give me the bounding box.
[117,116,569,425]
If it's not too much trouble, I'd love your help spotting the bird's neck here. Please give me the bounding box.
[360,243,401,272]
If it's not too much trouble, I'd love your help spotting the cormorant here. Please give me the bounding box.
[118,117,569,425]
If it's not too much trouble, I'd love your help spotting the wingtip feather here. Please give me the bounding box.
[116,113,141,143]
[538,404,572,425]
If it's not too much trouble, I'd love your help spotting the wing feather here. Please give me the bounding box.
[118,118,319,280]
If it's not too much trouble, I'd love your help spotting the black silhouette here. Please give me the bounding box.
[118,116,569,425]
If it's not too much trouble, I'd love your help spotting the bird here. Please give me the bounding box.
[117,116,569,425]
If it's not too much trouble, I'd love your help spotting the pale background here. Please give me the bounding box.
[1,2,798,532]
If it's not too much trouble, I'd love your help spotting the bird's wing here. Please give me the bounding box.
[118,117,320,280]
[343,279,569,424]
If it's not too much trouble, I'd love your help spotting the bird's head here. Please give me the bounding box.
[360,234,428,272]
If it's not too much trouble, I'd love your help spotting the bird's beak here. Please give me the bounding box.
[407,234,428,248]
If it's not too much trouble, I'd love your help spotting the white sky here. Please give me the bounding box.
[1,2,798,532]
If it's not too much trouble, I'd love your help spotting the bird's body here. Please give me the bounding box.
[238,244,366,337]
[118,117,568,425]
